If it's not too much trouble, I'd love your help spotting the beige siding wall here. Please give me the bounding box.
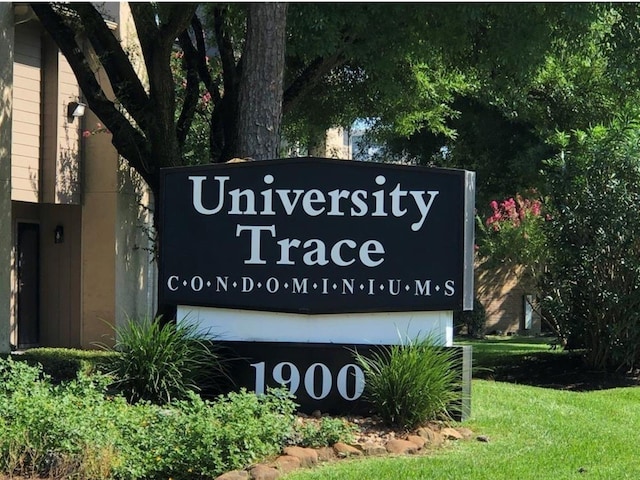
[56,54,82,204]
[324,127,351,159]
[42,34,82,205]
[307,128,352,159]
[11,22,41,203]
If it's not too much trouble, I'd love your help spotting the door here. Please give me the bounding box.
[17,222,40,348]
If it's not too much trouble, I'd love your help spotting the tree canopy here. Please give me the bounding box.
[32,2,640,362]
[366,3,640,210]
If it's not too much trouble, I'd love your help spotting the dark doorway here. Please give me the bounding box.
[17,222,40,348]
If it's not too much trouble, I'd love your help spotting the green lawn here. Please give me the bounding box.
[456,335,562,369]
[284,337,640,479]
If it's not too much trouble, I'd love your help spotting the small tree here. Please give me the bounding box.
[477,193,548,281]
[542,123,640,370]
[475,192,555,336]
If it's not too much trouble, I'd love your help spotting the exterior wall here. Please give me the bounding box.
[0,3,14,353]
[308,128,351,159]
[80,2,157,347]
[11,21,41,203]
[42,36,81,205]
[2,2,157,351]
[112,1,156,330]
[80,108,118,348]
[39,203,82,347]
[324,128,351,159]
[10,201,39,347]
[11,202,82,349]
[475,262,541,335]
[115,161,157,330]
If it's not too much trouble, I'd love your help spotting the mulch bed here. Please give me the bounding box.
[474,350,640,391]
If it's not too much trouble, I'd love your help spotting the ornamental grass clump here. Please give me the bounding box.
[353,336,461,430]
[106,316,227,405]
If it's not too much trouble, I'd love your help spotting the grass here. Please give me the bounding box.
[284,335,640,479]
[456,334,562,369]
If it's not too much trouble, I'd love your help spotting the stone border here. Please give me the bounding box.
[215,425,477,480]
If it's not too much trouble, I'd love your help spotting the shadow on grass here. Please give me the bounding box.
[456,336,640,392]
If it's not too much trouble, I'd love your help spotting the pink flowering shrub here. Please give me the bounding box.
[485,195,542,232]
[477,192,549,280]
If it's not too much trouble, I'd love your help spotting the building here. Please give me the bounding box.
[0,3,156,353]
[475,262,542,335]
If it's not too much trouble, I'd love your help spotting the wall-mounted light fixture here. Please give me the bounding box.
[54,225,64,244]
[67,101,86,120]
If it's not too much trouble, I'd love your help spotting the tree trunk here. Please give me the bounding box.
[236,3,288,160]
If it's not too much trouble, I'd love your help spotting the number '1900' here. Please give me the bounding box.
[250,361,365,401]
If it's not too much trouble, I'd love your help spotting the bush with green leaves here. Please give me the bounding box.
[16,347,116,383]
[0,357,127,479]
[105,316,227,404]
[114,388,297,480]
[453,297,487,338]
[294,417,358,448]
[542,123,640,370]
[353,337,461,429]
[0,357,298,480]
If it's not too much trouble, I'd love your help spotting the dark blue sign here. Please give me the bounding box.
[159,157,475,314]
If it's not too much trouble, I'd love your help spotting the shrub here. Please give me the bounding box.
[0,357,125,479]
[294,417,358,448]
[114,388,297,480]
[542,124,640,370]
[453,297,487,338]
[353,337,461,429]
[105,316,228,404]
[14,348,116,383]
[0,357,298,480]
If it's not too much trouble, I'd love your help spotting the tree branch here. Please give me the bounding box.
[191,15,221,104]
[70,3,151,132]
[30,3,154,187]
[129,3,197,169]
[176,31,201,149]
[282,53,346,115]
[213,5,239,93]
[128,3,159,77]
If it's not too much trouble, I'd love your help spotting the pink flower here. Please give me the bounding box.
[82,130,91,138]
[531,200,542,216]
[486,212,502,226]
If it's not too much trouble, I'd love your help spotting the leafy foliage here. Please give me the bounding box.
[353,338,461,429]
[476,192,549,281]
[15,347,116,383]
[541,122,640,370]
[294,417,358,448]
[454,298,487,338]
[117,389,297,480]
[0,358,125,479]
[105,317,227,405]
[0,357,297,480]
